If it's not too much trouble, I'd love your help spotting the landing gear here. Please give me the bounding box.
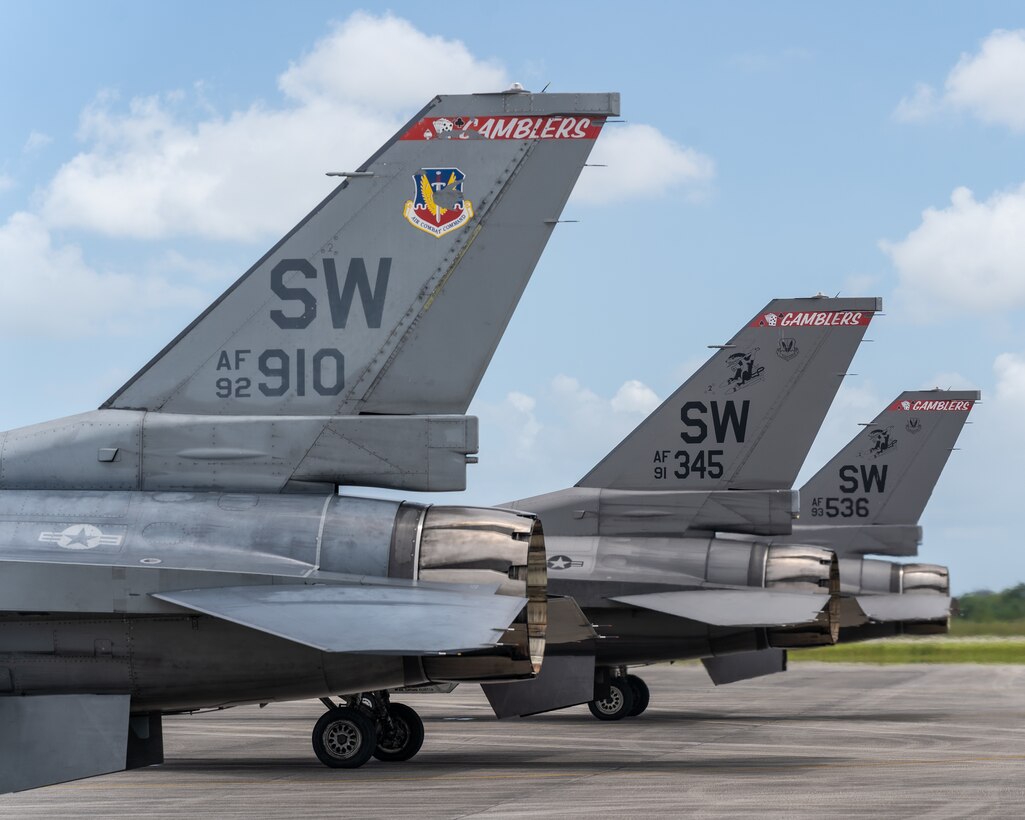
[312,692,425,768]
[588,676,636,720]
[626,674,650,717]
[587,670,651,720]
[312,707,377,768]
[373,701,425,762]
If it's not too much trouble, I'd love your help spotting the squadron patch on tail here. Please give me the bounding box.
[861,426,898,458]
[403,168,474,237]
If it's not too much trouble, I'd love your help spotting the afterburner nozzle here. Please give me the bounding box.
[416,506,547,681]
[765,547,841,647]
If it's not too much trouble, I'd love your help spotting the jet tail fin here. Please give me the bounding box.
[578,297,880,491]
[793,389,978,552]
[104,91,619,417]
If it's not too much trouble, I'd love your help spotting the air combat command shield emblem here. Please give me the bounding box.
[403,167,474,237]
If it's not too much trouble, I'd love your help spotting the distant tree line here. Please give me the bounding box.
[954,584,1025,621]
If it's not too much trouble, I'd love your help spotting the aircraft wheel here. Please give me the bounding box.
[312,707,377,768]
[626,674,650,717]
[373,702,425,762]
[587,677,635,721]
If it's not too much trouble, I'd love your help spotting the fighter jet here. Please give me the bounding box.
[0,89,620,792]
[481,296,880,720]
[694,388,978,684]
[783,389,979,639]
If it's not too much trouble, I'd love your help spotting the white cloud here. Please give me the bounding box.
[0,212,207,338]
[893,83,939,122]
[278,12,508,109]
[23,131,52,153]
[39,14,509,242]
[504,391,541,452]
[572,123,715,205]
[946,29,1025,131]
[34,12,700,242]
[474,375,661,498]
[895,29,1025,131]
[881,184,1025,316]
[610,379,660,414]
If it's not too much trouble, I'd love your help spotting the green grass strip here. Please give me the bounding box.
[949,619,1025,637]
[792,639,1025,664]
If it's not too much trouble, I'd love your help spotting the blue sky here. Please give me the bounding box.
[2,3,1024,593]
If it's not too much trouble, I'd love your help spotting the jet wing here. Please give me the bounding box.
[611,589,829,627]
[153,584,526,654]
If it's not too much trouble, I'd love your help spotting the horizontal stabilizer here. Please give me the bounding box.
[855,593,951,623]
[0,695,130,794]
[780,524,921,557]
[153,584,525,654]
[482,654,596,718]
[611,589,829,627]
[702,649,787,685]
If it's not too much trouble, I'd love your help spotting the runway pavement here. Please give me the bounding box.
[2,663,1023,818]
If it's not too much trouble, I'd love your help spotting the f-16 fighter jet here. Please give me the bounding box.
[0,88,620,792]
[697,389,978,684]
[481,296,879,720]
[784,389,978,635]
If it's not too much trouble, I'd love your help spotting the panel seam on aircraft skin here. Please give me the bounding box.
[310,494,334,576]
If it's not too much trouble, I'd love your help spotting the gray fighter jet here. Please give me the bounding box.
[783,388,979,640]
[482,296,879,720]
[696,388,978,684]
[0,89,620,792]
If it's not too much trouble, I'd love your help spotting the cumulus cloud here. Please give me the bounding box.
[0,212,207,338]
[881,184,1025,315]
[39,14,711,241]
[572,123,715,205]
[895,29,1025,130]
[40,14,509,242]
[278,12,508,109]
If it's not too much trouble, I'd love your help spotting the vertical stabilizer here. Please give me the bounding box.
[104,91,619,416]
[799,389,978,526]
[578,297,880,491]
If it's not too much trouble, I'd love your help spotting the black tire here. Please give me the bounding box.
[587,678,635,721]
[312,707,377,768]
[626,674,650,717]
[373,702,425,762]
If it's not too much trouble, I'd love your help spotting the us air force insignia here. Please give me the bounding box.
[776,337,798,361]
[547,554,584,571]
[39,524,124,551]
[403,168,474,237]
[906,417,923,434]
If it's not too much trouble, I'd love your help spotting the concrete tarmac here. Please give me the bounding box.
[2,663,1023,818]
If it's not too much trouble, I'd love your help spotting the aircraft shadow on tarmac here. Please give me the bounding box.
[421,710,944,725]
[153,754,851,775]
